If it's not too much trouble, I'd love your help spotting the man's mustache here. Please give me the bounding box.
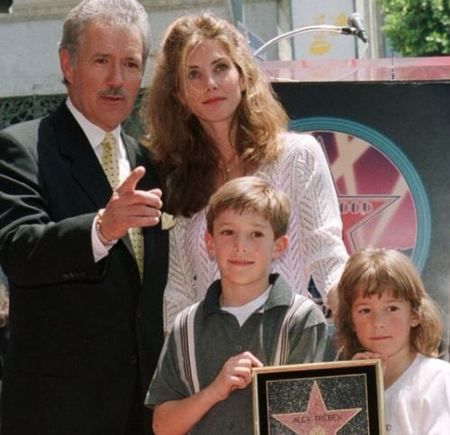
[98,88,128,98]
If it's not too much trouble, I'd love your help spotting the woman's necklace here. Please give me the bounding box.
[224,161,240,180]
[222,155,241,181]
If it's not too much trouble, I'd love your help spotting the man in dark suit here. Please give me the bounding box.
[0,1,168,434]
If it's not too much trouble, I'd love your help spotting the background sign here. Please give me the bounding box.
[290,0,356,60]
[272,80,450,349]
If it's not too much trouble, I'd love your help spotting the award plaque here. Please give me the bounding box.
[252,359,384,434]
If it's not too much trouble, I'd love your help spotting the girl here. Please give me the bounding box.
[335,248,450,434]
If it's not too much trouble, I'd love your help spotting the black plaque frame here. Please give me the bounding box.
[252,359,384,434]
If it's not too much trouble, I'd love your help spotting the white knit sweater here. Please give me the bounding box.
[163,132,348,331]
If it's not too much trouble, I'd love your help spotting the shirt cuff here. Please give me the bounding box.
[92,211,117,262]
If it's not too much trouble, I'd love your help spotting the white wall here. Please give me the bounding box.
[0,20,64,97]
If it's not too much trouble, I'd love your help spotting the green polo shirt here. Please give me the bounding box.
[146,274,327,434]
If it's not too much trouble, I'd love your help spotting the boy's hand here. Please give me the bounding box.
[153,352,262,434]
[209,351,263,402]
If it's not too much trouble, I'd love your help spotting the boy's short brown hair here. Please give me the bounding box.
[206,176,291,239]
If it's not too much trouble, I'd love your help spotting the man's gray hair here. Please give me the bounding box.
[60,0,150,63]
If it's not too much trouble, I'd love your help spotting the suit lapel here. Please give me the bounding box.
[54,104,112,209]
[53,104,137,262]
[123,134,138,170]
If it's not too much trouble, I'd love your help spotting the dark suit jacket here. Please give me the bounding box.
[0,103,168,435]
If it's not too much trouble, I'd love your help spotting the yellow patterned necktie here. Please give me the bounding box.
[101,132,144,279]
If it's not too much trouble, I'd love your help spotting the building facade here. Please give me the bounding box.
[0,0,383,129]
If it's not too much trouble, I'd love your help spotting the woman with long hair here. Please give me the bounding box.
[141,13,348,331]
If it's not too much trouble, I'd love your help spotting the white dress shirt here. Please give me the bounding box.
[66,98,131,261]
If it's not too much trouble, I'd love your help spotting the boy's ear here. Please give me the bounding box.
[204,231,215,259]
[272,235,288,259]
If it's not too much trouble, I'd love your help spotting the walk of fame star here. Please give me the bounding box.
[271,381,361,434]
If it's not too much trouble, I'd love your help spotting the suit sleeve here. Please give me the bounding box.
[0,129,105,287]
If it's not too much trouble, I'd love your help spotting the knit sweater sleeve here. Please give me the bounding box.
[162,218,197,333]
[283,133,348,298]
[256,132,348,301]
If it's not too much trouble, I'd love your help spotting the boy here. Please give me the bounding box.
[146,176,327,434]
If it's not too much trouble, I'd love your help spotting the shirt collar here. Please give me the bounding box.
[202,273,293,320]
[66,98,122,150]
